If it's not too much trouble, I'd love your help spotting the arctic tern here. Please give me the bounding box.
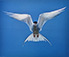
[4,7,66,45]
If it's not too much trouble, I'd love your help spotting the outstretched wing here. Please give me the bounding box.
[37,7,66,31]
[4,11,33,31]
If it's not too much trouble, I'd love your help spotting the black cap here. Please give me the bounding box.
[33,21,37,24]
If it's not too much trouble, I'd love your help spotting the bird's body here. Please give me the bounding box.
[33,24,39,34]
[32,22,40,37]
[4,7,66,45]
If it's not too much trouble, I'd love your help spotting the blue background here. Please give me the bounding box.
[0,0,69,57]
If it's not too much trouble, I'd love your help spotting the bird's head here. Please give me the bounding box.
[33,21,37,24]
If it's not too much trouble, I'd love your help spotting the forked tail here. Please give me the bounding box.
[24,33,52,45]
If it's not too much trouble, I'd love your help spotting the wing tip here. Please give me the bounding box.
[3,11,14,16]
[62,7,66,10]
[3,11,10,14]
[3,11,7,13]
[57,6,66,13]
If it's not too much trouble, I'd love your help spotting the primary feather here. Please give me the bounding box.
[4,11,33,31]
[37,7,66,31]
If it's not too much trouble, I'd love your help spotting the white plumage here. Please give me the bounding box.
[4,7,66,45]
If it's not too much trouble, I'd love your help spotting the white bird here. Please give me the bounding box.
[4,7,66,45]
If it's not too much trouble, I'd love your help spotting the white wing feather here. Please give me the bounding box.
[37,7,66,31]
[4,11,33,31]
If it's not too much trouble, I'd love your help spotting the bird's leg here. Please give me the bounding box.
[37,34,39,37]
[33,34,35,37]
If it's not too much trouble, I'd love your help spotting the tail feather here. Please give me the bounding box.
[24,33,52,45]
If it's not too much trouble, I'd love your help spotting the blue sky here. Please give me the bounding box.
[0,0,69,57]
